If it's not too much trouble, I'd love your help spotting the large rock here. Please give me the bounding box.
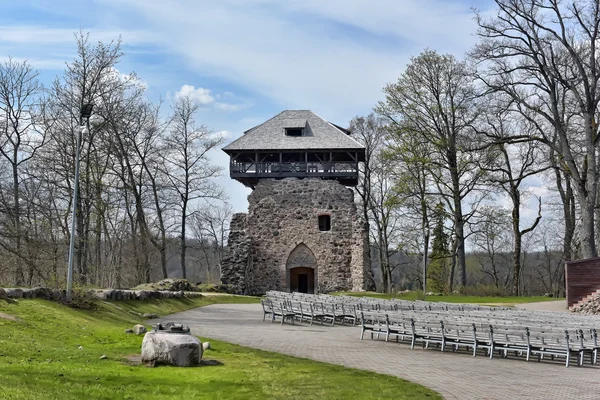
[141,329,202,367]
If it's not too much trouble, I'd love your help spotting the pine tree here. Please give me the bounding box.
[427,202,450,293]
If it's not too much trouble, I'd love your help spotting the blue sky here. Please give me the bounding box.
[0,0,497,212]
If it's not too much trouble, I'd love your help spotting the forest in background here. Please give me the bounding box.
[1,1,599,297]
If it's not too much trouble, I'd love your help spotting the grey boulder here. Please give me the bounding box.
[141,331,202,367]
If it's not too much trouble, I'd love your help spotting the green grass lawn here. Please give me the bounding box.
[0,296,440,400]
[333,291,564,306]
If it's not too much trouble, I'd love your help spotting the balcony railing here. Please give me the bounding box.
[230,161,358,176]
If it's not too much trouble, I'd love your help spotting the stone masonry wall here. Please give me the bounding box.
[221,178,368,294]
[220,213,252,294]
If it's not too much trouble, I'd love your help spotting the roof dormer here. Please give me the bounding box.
[284,119,306,137]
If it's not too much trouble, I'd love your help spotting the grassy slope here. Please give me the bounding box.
[0,296,440,400]
[334,291,564,306]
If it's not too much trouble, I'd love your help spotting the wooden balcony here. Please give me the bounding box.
[230,160,359,187]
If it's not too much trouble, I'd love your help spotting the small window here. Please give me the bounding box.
[285,128,303,137]
[318,215,331,231]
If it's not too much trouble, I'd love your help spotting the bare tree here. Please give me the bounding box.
[377,50,485,290]
[473,0,600,258]
[190,202,232,283]
[385,121,436,294]
[472,206,512,290]
[478,100,547,295]
[350,114,384,291]
[164,96,225,279]
[0,58,44,285]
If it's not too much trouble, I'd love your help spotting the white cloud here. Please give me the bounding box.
[0,26,152,45]
[215,130,232,139]
[175,84,215,106]
[101,0,488,122]
[174,85,249,112]
[215,102,246,112]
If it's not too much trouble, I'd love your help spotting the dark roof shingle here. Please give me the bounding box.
[222,110,364,152]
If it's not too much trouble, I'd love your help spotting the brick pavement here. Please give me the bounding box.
[157,304,600,400]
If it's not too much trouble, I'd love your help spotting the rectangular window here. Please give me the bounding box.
[318,215,331,231]
[285,128,303,137]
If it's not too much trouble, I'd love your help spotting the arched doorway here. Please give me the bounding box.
[286,243,317,294]
[290,267,315,293]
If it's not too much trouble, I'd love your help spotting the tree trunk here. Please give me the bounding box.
[448,237,457,292]
[12,159,24,286]
[421,196,429,294]
[577,187,597,259]
[448,149,467,288]
[180,199,188,280]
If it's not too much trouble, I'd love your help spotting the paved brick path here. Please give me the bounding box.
[158,304,600,400]
[515,300,569,312]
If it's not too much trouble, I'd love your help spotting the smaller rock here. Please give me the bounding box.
[78,346,83,350]
[142,313,159,319]
[100,355,107,360]
[135,290,148,300]
[133,324,147,335]
[125,329,134,334]
[202,342,211,351]
[0,288,14,303]
[5,288,24,299]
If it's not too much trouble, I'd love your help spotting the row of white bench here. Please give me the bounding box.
[262,291,600,367]
[261,298,357,326]
[266,291,503,312]
[266,291,600,330]
[361,311,598,367]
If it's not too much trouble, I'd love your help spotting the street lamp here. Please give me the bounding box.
[66,103,94,301]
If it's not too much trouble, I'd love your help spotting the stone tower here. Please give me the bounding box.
[220,110,371,295]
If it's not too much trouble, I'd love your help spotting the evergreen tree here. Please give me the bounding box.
[427,202,450,293]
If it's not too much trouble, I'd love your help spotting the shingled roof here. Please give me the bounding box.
[222,110,365,152]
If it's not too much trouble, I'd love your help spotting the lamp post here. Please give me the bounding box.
[66,103,93,301]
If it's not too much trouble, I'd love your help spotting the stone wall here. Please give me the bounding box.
[221,178,368,294]
[0,287,202,301]
[220,213,252,294]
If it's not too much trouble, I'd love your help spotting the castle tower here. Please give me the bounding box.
[220,110,370,295]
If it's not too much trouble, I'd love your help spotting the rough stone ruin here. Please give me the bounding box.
[220,110,372,295]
